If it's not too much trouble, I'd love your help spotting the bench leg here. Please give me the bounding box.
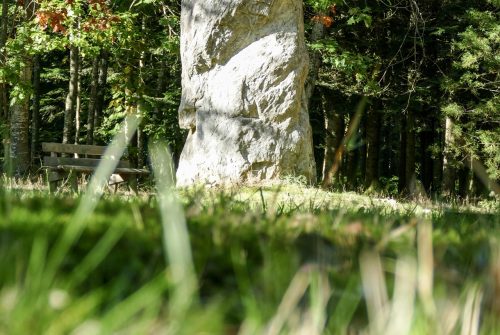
[128,176,138,194]
[49,180,58,193]
[68,171,78,193]
[106,182,120,194]
[47,171,64,193]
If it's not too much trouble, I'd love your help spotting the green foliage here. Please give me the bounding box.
[309,2,380,96]
[442,3,500,182]
[346,6,372,28]
[305,0,334,12]
[1,0,499,195]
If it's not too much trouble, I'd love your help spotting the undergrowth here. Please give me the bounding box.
[0,182,498,334]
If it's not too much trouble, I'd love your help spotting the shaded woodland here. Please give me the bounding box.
[1,0,498,198]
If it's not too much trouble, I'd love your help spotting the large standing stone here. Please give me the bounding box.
[176,0,316,186]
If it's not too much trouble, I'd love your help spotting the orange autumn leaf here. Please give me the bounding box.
[312,15,334,28]
[35,10,68,34]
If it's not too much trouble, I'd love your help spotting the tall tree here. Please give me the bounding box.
[441,0,500,196]
[304,12,327,109]
[93,49,108,142]
[442,118,458,196]
[321,88,344,184]
[364,105,380,189]
[31,54,41,164]
[405,109,417,195]
[398,116,407,193]
[9,0,36,176]
[62,45,79,144]
[9,63,31,176]
[0,0,8,120]
[86,55,99,145]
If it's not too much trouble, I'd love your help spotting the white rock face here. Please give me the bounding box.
[176,0,316,186]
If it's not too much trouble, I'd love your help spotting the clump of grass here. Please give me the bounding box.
[0,123,498,333]
[2,187,498,334]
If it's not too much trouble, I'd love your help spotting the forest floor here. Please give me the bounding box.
[0,178,499,334]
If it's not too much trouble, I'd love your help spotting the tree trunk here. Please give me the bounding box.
[379,121,390,178]
[0,0,8,120]
[365,106,380,189]
[442,117,456,196]
[359,120,367,187]
[432,153,443,195]
[324,97,368,189]
[86,55,100,145]
[398,115,407,193]
[0,0,6,54]
[93,50,109,142]
[457,165,469,200]
[472,170,486,198]
[153,57,167,118]
[379,110,398,180]
[136,28,147,167]
[309,88,324,180]
[137,128,146,168]
[346,147,359,190]
[304,19,325,110]
[31,54,41,164]
[157,59,167,96]
[405,109,416,196]
[74,78,81,144]
[321,89,344,185]
[63,46,79,144]
[9,63,32,176]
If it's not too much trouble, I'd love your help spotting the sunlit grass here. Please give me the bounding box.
[0,132,499,334]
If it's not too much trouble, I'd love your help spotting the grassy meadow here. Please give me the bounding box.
[0,173,499,335]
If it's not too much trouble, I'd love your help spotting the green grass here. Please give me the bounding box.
[0,180,499,334]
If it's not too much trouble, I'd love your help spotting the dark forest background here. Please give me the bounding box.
[1,0,498,198]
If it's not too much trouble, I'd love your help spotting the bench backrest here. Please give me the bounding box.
[42,142,131,168]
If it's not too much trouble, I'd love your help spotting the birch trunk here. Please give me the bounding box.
[442,117,456,196]
[31,55,41,163]
[9,64,32,176]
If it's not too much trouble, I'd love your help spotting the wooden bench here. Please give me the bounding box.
[42,142,149,192]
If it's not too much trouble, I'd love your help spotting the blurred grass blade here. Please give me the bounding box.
[46,114,141,282]
[231,246,263,335]
[101,272,168,333]
[25,235,49,296]
[46,289,104,335]
[68,224,127,288]
[437,298,461,335]
[265,265,313,335]
[460,285,483,335]
[490,240,500,318]
[418,220,436,317]
[305,269,331,335]
[149,142,197,320]
[360,250,389,335]
[386,255,417,335]
[329,275,362,333]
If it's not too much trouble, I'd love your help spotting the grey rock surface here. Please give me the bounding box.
[177,0,316,186]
